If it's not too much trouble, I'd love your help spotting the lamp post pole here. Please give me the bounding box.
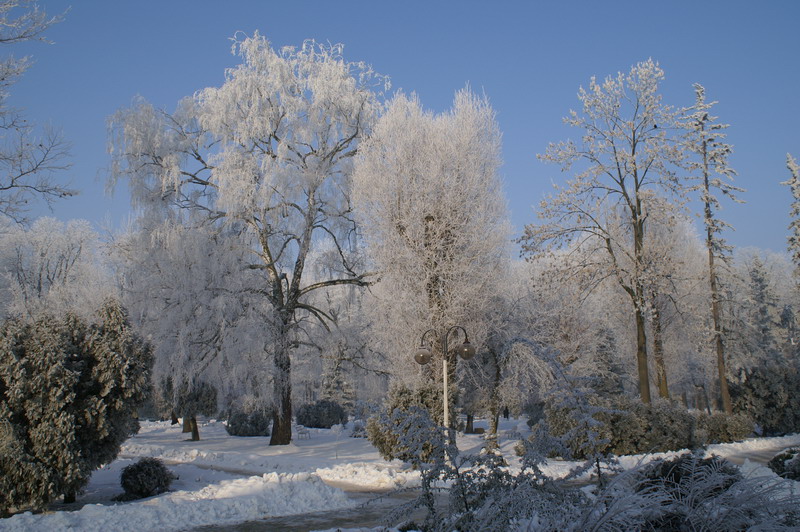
[414,326,476,435]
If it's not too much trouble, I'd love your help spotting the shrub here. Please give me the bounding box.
[349,419,367,438]
[367,405,444,467]
[225,409,271,437]
[522,401,545,428]
[539,394,755,459]
[0,301,152,515]
[366,383,444,465]
[296,399,348,429]
[697,411,753,444]
[768,447,800,480]
[542,395,700,459]
[119,458,176,499]
[632,452,780,531]
[731,362,800,435]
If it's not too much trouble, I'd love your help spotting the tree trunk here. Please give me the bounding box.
[190,416,200,441]
[182,416,191,433]
[697,385,713,415]
[270,319,293,445]
[652,294,670,399]
[465,414,474,433]
[485,347,503,452]
[709,248,732,413]
[63,490,76,504]
[170,411,179,425]
[635,305,652,404]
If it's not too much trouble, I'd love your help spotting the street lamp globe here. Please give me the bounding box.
[414,346,432,365]
[458,340,476,360]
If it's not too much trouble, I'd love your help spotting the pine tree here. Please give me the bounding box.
[782,153,800,277]
[681,84,744,414]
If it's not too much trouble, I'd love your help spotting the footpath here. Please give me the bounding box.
[192,438,799,532]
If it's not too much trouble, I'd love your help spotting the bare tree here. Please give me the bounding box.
[0,0,73,222]
[0,217,111,320]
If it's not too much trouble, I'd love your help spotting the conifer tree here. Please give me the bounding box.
[680,84,744,414]
[782,153,800,277]
[0,300,151,514]
[748,256,778,358]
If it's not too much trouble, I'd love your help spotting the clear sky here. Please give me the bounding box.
[12,0,800,253]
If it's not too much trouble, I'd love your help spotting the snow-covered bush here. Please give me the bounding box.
[368,406,444,466]
[542,395,700,458]
[539,393,753,459]
[367,384,445,464]
[296,399,348,429]
[768,447,800,480]
[386,435,800,531]
[349,419,367,438]
[731,361,800,435]
[522,400,545,428]
[0,301,152,515]
[632,451,797,530]
[119,458,176,499]
[225,409,271,437]
[698,411,753,443]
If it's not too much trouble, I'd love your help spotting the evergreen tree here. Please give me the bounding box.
[0,300,151,514]
[680,84,744,414]
[782,153,800,277]
[748,256,778,358]
[321,346,355,413]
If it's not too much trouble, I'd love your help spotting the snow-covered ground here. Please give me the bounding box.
[2,418,799,531]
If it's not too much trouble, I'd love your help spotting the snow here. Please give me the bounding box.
[3,472,351,532]
[1,418,798,532]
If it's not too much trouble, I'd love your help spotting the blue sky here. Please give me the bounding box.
[13,1,800,253]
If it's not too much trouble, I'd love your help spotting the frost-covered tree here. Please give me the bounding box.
[114,221,261,438]
[782,153,800,277]
[0,1,73,222]
[680,84,744,414]
[0,300,152,514]
[109,33,385,445]
[352,89,511,424]
[522,59,683,403]
[0,217,112,320]
[747,256,779,358]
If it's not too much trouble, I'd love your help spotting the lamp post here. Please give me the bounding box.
[414,326,476,431]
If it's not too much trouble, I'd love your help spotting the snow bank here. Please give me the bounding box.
[708,433,800,456]
[0,472,353,532]
[316,462,420,489]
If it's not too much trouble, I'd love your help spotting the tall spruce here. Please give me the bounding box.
[782,154,800,278]
[681,84,743,414]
